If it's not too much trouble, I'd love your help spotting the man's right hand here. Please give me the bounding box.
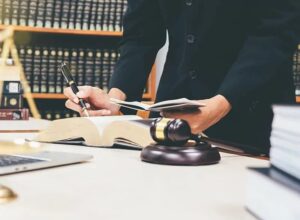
[64,86,125,116]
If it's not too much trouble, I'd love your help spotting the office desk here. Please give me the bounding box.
[0,133,268,220]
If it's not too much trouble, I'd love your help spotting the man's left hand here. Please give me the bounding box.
[162,95,232,134]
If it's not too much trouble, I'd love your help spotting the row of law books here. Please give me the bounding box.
[18,45,120,94]
[246,105,300,220]
[0,0,127,32]
[293,45,300,95]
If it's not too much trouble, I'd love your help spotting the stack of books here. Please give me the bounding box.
[293,45,300,95]
[18,45,119,94]
[246,105,300,220]
[0,0,127,32]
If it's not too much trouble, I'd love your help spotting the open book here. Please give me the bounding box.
[33,115,155,148]
[110,98,205,112]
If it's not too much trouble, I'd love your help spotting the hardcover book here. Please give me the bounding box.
[33,115,154,148]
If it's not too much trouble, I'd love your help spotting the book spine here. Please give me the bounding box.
[36,0,46,27]
[11,0,19,25]
[48,47,56,93]
[77,49,85,86]
[19,0,29,26]
[55,48,64,93]
[0,109,29,120]
[3,0,11,25]
[25,46,34,92]
[18,45,28,82]
[108,0,116,31]
[62,48,70,92]
[0,0,3,24]
[32,46,42,93]
[85,49,94,86]
[75,0,84,30]
[95,0,104,31]
[81,0,92,31]
[94,49,102,88]
[40,47,49,93]
[102,49,110,92]
[52,0,62,28]
[109,49,118,85]
[70,48,79,84]
[121,0,127,31]
[89,0,98,30]
[0,94,23,109]
[28,0,38,27]
[44,0,55,28]
[68,0,76,29]
[102,0,110,31]
[115,0,122,32]
[60,0,71,29]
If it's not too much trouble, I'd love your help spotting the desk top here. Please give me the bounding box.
[0,132,268,220]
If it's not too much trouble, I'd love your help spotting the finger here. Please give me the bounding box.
[86,109,112,117]
[64,87,79,103]
[65,99,82,113]
[76,86,95,99]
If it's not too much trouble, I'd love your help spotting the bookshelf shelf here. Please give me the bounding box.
[0,25,123,37]
[25,93,153,100]
[24,93,66,99]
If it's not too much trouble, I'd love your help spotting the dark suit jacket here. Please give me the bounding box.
[109,0,300,153]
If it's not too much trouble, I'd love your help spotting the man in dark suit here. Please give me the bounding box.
[65,0,300,153]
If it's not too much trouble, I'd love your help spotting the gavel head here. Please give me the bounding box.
[150,117,192,146]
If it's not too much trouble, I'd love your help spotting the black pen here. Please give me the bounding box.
[61,62,90,117]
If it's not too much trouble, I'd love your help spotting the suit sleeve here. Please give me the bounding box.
[109,0,166,101]
[218,0,300,108]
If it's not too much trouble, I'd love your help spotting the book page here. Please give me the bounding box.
[109,98,151,110]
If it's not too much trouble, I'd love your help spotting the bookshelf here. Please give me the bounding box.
[0,25,123,37]
[0,0,156,119]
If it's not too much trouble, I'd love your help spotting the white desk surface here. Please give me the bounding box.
[0,132,268,220]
